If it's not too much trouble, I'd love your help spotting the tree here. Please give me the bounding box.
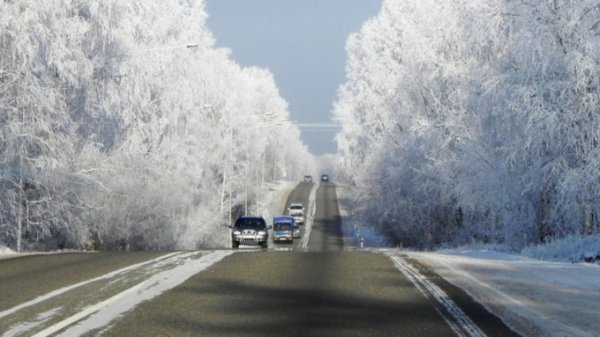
[334,0,600,249]
[0,0,316,250]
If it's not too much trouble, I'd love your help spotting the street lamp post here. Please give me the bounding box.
[224,112,283,221]
[249,119,283,215]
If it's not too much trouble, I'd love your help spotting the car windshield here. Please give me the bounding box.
[274,223,292,231]
[290,205,302,210]
[235,218,265,229]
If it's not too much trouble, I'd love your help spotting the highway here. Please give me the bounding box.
[0,182,521,337]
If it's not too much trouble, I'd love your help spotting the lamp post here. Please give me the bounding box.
[224,112,283,221]
[248,120,283,215]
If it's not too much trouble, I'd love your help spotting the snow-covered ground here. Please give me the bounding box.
[0,245,15,256]
[389,249,600,337]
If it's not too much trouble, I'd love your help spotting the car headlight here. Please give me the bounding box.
[233,230,241,236]
[258,231,266,236]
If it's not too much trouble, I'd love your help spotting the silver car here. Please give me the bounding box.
[231,216,269,248]
[272,220,294,243]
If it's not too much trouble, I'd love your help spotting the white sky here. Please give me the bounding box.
[204,0,382,155]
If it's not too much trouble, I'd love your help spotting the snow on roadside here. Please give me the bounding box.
[0,253,181,321]
[522,234,600,263]
[403,250,600,337]
[261,181,296,220]
[32,250,234,337]
[0,245,16,257]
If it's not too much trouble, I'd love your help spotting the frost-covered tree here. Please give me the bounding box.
[335,0,600,249]
[0,2,88,251]
[0,0,315,251]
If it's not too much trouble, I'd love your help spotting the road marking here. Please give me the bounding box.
[299,183,318,250]
[0,252,180,320]
[31,250,235,337]
[387,253,487,337]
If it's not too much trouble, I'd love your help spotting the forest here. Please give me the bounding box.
[334,0,600,250]
[3,0,600,254]
[0,1,316,251]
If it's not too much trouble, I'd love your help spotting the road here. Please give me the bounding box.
[273,181,343,251]
[0,182,521,337]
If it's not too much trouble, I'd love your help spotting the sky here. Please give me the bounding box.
[204,0,382,155]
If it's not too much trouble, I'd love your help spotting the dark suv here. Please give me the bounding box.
[231,216,269,248]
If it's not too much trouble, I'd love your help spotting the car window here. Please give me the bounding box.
[274,223,291,230]
[235,218,265,228]
[290,205,302,210]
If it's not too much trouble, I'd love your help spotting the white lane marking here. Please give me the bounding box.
[0,252,181,320]
[33,250,235,337]
[387,253,487,337]
[299,183,318,250]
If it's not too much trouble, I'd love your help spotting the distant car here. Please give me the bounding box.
[320,174,329,182]
[272,216,294,243]
[231,216,269,248]
[303,175,313,183]
[288,203,304,224]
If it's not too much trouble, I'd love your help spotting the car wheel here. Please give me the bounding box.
[232,241,239,249]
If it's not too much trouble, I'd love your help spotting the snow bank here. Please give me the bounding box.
[522,234,600,263]
[0,245,16,258]
[406,250,600,337]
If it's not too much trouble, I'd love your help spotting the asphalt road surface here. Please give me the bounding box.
[273,181,314,250]
[0,182,521,337]
[307,181,344,251]
[272,180,343,251]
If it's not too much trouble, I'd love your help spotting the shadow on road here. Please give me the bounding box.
[104,252,457,337]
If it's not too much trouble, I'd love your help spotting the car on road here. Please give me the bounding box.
[303,175,313,183]
[272,216,298,243]
[288,203,304,224]
[320,174,330,182]
[231,216,270,248]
